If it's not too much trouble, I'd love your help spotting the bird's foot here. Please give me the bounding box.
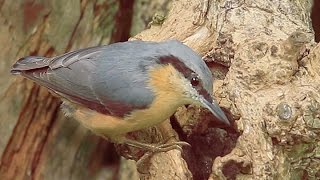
[123,138,190,153]
[121,138,190,173]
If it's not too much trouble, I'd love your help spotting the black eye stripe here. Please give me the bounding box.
[198,88,212,102]
[159,56,193,78]
[158,55,210,99]
[159,55,203,87]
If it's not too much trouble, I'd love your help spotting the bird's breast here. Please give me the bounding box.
[124,96,180,127]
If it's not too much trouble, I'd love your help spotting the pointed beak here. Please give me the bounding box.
[200,96,230,126]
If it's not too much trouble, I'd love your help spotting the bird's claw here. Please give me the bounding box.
[149,141,191,153]
[128,140,190,153]
[122,138,190,172]
[123,136,190,153]
[135,141,190,173]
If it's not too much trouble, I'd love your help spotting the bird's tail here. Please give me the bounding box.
[10,56,49,75]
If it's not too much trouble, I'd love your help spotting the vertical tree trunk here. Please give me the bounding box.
[1,0,319,180]
[0,0,124,179]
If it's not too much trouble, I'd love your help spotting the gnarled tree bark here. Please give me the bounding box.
[131,0,320,179]
[0,0,319,180]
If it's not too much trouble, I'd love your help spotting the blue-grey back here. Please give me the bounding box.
[11,40,212,117]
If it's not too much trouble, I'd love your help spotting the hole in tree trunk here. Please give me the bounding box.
[171,109,240,180]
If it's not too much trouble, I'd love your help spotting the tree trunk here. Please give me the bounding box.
[132,0,319,179]
[0,0,129,179]
[1,0,319,180]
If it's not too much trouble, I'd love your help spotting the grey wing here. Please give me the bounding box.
[10,45,153,117]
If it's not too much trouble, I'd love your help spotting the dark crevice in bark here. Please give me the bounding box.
[222,160,252,180]
[311,0,320,42]
[110,0,135,43]
[173,110,240,180]
[170,115,188,142]
[88,138,120,177]
[184,128,240,180]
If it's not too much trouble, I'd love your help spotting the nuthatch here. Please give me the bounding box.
[11,40,229,152]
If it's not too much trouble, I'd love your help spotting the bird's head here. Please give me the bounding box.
[147,40,230,125]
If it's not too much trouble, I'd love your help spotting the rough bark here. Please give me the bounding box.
[0,0,121,179]
[131,0,320,179]
[1,0,319,180]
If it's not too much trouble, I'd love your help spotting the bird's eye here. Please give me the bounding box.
[190,76,199,87]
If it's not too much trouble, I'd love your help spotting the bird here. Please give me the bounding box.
[10,40,230,152]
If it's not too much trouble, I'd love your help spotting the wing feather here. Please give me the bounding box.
[11,43,154,117]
